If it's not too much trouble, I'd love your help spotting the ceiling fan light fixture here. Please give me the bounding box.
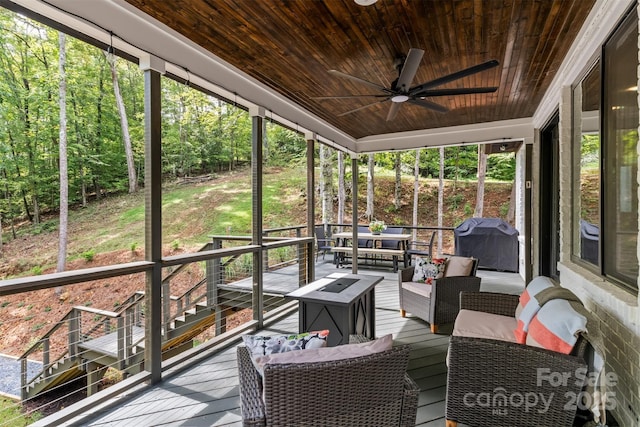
[354,0,378,5]
[391,94,409,103]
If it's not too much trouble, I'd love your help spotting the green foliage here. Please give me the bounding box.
[130,242,138,252]
[464,203,473,216]
[580,133,600,169]
[44,306,51,312]
[486,153,516,181]
[0,302,9,308]
[31,221,58,236]
[447,194,464,210]
[172,240,180,250]
[500,202,510,217]
[31,323,46,332]
[0,9,305,235]
[81,249,95,262]
[0,397,43,425]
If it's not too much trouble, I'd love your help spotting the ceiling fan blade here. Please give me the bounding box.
[395,48,424,92]
[409,59,500,96]
[337,98,390,117]
[386,102,402,121]
[328,69,387,92]
[416,86,499,97]
[407,98,448,113]
[311,94,389,100]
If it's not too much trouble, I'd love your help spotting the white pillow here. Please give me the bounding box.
[412,256,446,283]
[254,334,393,375]
[242,330,329,373]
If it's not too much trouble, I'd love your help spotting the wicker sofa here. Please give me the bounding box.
[398,256,481,333]
[445,290,589,427]
[237,334,419,426]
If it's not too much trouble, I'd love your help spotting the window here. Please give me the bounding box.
[572,61,601,267]
[602,10,638,292]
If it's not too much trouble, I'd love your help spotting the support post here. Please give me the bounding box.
[141,54,164,385]
[208,239,223,334]
[306,133,316,283]
[351,155,359,274]
[250,106,264,327]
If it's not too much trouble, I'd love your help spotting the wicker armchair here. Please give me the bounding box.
[445,292,589,427]
[237,335,419,426]
[398,258,481,333]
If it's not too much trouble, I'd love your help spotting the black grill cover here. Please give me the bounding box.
[454,218,519,272]
[580,220,599,264]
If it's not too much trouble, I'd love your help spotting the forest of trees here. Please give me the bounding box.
[0,9,515,246]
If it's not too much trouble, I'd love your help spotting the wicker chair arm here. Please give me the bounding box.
[237,346,266,427]
[446,335,587,427]
[459,291,519,316]
[349,334,371,344]
[349,335,419,427]
[399,266,415,283]
[400,374,420,427]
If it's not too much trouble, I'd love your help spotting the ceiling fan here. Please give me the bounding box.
[314,48,500,121]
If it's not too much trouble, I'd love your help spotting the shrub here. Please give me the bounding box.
[82,250,96,262]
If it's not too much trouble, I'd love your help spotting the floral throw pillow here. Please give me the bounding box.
[412,256,446,284]
[242,330,330,359]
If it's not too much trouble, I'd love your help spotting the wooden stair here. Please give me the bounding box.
[23,302,216,400]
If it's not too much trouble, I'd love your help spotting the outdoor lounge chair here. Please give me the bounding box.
[398,256,480,333]
[237,334,419,426]
[445,290,590,427]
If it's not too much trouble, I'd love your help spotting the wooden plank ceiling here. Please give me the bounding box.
[124,0,596,139]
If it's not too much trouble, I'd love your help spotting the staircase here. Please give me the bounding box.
[19,281,217,400]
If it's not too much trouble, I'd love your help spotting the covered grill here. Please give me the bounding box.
[454,218,519,272]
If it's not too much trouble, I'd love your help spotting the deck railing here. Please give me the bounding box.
[4,228,315,417]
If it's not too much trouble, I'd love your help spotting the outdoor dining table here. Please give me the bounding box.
[331,231,411,271]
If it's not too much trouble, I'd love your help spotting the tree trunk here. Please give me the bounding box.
[412,149,421,243]
[21,80,40,225]
[56,33,68,296]
[394,152,401,210]
[438,147,445,256]
[70,92,88,207]
[320,144,334,224]
[337,151,345,232]
[106,51,137,193]
[474,145,486,218]
[2,169,17,240]
[365,154,374,220]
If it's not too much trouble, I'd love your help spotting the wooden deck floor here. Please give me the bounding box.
[59,260,524,427]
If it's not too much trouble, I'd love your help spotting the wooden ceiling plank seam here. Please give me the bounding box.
[520,0,559,93]
[529,0,592,96]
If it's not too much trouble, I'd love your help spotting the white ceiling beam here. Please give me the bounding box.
[354,118,534,153]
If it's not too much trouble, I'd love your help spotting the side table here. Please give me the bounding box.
[286,273,382,346]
